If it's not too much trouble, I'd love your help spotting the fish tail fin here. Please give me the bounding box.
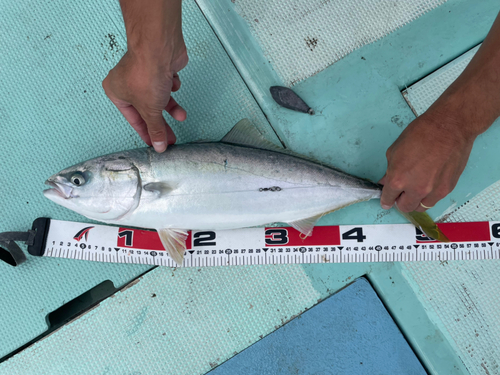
[398,208,450,242]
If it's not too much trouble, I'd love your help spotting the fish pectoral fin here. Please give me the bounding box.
[222,119,284,151]
[398,209,450,242]
[288,214,324,238]
[157,228,188,265]
[144,182,174,196]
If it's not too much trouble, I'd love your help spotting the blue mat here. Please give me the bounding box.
[209,278,426,375]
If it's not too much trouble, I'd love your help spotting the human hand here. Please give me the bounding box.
[102,49,188,153]
[379,110,475,213]
[102,0,188,153]
[379,11,500,212]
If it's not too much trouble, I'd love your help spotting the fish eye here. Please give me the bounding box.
[70,173,86,186]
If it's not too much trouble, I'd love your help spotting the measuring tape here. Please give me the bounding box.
[17,218,500,267]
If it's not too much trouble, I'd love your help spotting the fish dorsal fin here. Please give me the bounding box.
[223,119,331,167]
[221,119,284,152]
[287,213,324,238]
[222,119,364,175]
[157,228,188,265]
[188,139,213,144]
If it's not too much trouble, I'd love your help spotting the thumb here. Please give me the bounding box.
[140,111,176,153]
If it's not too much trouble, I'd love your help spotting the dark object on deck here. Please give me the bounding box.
[0,217,51,266]
[0,230,32,266]
[270,86,314,115]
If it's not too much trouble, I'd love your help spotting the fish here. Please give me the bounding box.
[43,119,448,265]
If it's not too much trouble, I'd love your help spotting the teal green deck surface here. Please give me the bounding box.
[200,0,500,226]
[1,0,499,373]
[0,0,276,359]
[199,2,499,372]
[403,53,500,374]
[0,265,328,374]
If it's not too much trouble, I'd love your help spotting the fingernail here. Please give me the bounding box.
[381,204,392,210]
[153,141,167,153]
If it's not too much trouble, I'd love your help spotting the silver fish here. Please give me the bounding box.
[44,120,447,264]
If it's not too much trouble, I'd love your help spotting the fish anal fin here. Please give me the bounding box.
[157,228,188,265]
[222,119,284,151]
[288,214,324,238]
[288,199,375,238]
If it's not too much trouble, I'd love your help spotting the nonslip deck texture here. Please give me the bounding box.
[1,0,499,373]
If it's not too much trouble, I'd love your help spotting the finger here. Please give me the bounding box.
[165,97,187,122]
[414,193,441,212]
[380,182,403,210]
[140,111,170,153]
[395,190,425,213]
[102,75,153,145]
[378,174,387,185]
[171,73,181,92]
[115,104,152,146]
[165,121,177,145]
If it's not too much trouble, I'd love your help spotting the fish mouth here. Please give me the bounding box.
[44,180,74,199]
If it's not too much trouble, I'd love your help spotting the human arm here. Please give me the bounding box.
[380,11,500,212]
[102,0,188,153]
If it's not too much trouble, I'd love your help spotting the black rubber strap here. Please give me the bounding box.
[0,218,51,267]
[0,231,34,266]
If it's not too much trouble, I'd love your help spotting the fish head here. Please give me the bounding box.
[43,155,141,221]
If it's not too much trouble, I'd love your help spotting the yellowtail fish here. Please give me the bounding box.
[44,120,448,264]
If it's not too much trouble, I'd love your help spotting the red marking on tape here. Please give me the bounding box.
[185,231,192,250]
[117,228,165,250]
[265,226,341,247]
[73,226,94,242]
[417,222,491,243]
